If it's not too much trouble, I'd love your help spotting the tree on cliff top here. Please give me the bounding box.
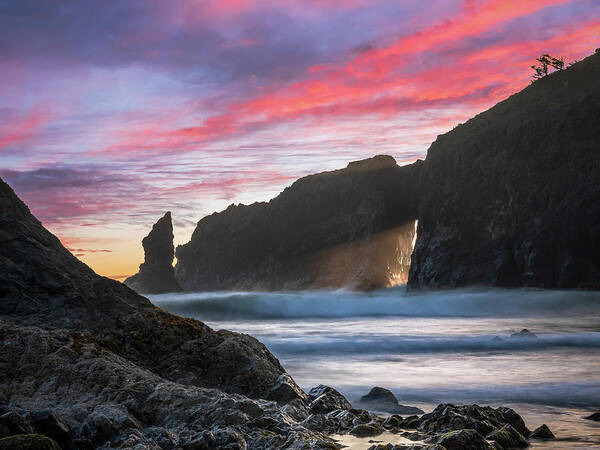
[531,53,564,81]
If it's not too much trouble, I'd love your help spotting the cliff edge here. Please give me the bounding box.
[409,51,600,288]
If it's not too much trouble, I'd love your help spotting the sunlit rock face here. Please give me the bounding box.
[125,212,182,294]
[309,222,416,290]
[175,155,421,291]
[409,52,600,289]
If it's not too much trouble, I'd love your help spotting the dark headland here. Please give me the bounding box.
[127,51,600,293]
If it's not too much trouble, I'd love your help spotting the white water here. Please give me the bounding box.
[149,288,600,448]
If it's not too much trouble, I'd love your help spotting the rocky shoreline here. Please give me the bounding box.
[1,175,589,449]
[0,376,561,449]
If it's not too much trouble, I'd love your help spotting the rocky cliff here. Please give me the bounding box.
[0,178,301,401]
[142,53,599,293]
[0,177,341,448]
[0,176,545,449]
[409,51,600,289]
[175,155,421,291]
[124,212,182,294]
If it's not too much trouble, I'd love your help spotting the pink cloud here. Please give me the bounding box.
[99,9,598,159]
[0,106,53,150]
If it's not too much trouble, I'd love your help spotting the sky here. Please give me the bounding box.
[1,0,598,280]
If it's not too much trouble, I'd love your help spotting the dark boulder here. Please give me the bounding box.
[486,424,529,448]
[124,212,182,294]
[300,413,340,434]
[530,423,555,439]
[308,385,352,414]
[30,411,71,450]
[280,398,310,422]
[350,422,384,437]
[426,429,493,449]
[382,414,403,429]
[510,329,537,339]
[585,412,600,421]
[0,434,61,450]
[175,155,421,291]
[419,404,529,437]
[357,387,424,414]
[0,411,33,438]
[399,415,420,430]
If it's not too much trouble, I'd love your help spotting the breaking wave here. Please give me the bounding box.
[262,332,600,356]
[341,382,600,408]
[149,287,600,320]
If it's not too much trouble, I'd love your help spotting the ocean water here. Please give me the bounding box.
[149,288,600,448]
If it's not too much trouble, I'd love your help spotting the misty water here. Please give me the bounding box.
[149,288,600,448]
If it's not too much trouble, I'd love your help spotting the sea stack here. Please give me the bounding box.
[125,212,182,294]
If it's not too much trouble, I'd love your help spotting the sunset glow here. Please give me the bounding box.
[1,0,598,279]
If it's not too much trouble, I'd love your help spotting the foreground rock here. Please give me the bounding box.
[0,178,337,448]
[510,329,537,339]
[124,212,182,294]
[585,412,600,421]
[530,424,555,439]
[486,424,528,448]
[298,387,543,449]
[364,403,546,449]
[0,435,61,450]
[308,385,353,414]
[419,404,530,436]
[357,387,424,415]
[410,51,600,289]
[426,429,493,449]
[176,155,422,291]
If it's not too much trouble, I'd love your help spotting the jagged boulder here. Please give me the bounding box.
[357,387,424,414]
[510,329,537,339]
[350,422,384,437]
[418,404,529,437]
[30,411,72,450]
[124,212,182,294]
[584,412,600,421]
[486,424,529,448]
[530,424,555,439]
[426,429,493,449]
[308,385,352,414]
